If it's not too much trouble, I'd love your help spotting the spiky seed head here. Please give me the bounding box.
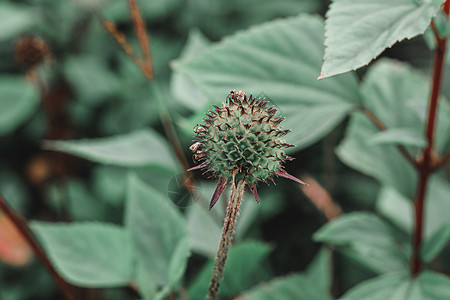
[190,90,294,184]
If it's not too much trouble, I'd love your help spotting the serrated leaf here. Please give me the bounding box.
[314,212,409,273]
[0,76,39,136]
[31,222,133,287]
[43,129,179,171]
[319,0,444,78]
[241,273,333,300]
[420,220,450,262]
[0,3,38,41]
[368,128,426,148]
[188,241,272,299]
[339,271,450,300]
[174,15,360,150]
[336,59,440,198]
[125,174,190,296]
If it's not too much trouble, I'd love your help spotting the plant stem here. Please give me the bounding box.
[207,180,245,300]
[411,1,449,276]
[0,195,76,300]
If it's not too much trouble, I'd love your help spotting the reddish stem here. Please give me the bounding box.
[411,1,449,277]
[0,195,76,300]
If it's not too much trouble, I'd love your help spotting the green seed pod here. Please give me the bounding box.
[189,90,306,209]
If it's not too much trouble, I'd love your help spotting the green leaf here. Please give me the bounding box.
[64,56,119,106]
[306,248,332,291]
[125,174,190,294]
[188,241,272,299]
[420,220,450,262]
[186,202,222,257]
[339,273,410,300]
[375,186,413,233]
[174,15,360,150]
[337,59,436,198]
[66,180,105,221]
[241,273,333,300]
[314,212,409,273]
[43,129,179,171]
[376,176,450,239]
[368,128,426,148]
[414,271,450,299]
[171,29,211,111]
[31,222,133,287]
[339,271,450,300]
[0,76,39,136]
[0,3,38,41]
[319,0,444,79]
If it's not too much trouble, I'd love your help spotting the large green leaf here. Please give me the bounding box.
[64,56,119,106]
[176,0,321,38]
[240,248,332,300]
[319,0,444,78]
[174,15,360,150]
[336,59,446,198]
[188,241,272,299]
[31,222,133,287]
[171,29,211,111]
[43,129,179,171]
[125,174,190,296]
[0,76,39,136]
[339,271,450,300]
[0,3,38,41]
[314,212,409,273]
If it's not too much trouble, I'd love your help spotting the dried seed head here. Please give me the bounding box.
[15,36,51,68]
[189,91,307,208]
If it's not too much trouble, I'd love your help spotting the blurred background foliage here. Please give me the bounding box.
[0,0,448,299]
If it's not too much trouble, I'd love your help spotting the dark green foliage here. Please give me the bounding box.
[0,0,449,299]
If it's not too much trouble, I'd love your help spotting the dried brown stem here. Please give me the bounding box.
[207,180,245,300]
[128,0,153,79]
[97,5,195,193]
[0,195,76,300]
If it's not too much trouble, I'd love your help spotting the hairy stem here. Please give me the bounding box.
[0,195,76,300]
[411,1,449,276]
[207,180,245,300]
